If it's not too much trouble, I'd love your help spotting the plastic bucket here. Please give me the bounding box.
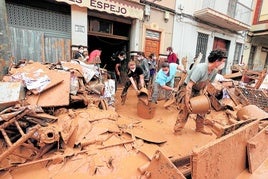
[137,100,156,119]
[190,95,211,114]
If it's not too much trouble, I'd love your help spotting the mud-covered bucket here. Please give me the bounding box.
[137,100,156,119]
[138,87,149,105]
[190,95,211,114]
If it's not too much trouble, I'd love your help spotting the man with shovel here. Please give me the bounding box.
[173,49,227,135]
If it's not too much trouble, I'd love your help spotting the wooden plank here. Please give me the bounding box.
[191,120,259,179]
[247,126,268,173]
[136,143,160,160]
[224,71,242,79]
[31,69,64,94]
[145,150,186,179]
[125,127,166,144]
[26,71,70,107]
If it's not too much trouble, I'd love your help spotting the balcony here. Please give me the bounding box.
[194,0,252,31]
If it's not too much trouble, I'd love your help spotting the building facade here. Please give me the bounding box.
[6,0,72,63]
[245,0,268,70]
[172,0,253,74]
[4,0,176,66]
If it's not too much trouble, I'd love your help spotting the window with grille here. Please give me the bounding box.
[196,32,208,62]
[146,30,160,40]
[90,18,113,34]
[7,3,71,33]
[233,43,242,65]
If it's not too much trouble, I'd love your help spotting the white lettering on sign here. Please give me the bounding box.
[55,0,143,20]
[90,0,127,15]
[64,0,82,4]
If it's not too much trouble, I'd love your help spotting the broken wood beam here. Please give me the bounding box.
[247,125,268,173]
[0,124,41,161]
[98,139,135,149]
[142,150,186,179]
[0,109,30,130]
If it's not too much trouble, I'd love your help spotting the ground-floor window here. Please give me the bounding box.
[195,32,208,63]
[233,42,242,65]
[265,53,268,68]
[248,45,256,70]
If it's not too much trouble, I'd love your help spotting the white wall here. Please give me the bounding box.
[129,19,140,52]
[71,5,87,47]
[172,20,198,63]
[172,0,246,74]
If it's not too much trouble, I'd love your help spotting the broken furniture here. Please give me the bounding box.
[241,69,267,89]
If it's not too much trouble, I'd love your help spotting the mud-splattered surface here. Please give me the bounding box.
[1,86,267,178]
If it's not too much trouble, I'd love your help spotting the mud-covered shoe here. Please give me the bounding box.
[173,124,184,133]
[121,93,127,105]
[195,120,212,135]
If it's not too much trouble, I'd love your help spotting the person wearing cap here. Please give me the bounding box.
[151,62,186,104]
[174,49,227,135]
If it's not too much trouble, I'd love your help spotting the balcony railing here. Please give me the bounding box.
[202,0,252,25]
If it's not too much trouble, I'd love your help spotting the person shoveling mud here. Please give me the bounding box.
[174,49,227,135]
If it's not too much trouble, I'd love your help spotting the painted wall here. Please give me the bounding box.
[260,0,268,21]
[129,19,140,52]
[172,0,247,74]
[141,7,174,54]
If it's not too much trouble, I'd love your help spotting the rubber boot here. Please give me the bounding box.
[174,104,189,133]
[195,116,212,135]
[121,92,127,105]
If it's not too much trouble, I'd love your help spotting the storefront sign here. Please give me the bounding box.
[56,0,143,20]
[75,25,85,33]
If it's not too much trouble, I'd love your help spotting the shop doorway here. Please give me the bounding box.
[144,30,160,58]
[88,35,129,68]
[213,37,230,74]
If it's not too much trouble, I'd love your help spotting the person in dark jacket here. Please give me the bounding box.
[121,60,145,105]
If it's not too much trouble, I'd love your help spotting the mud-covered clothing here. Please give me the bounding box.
[185,63,218,91]
[148,59,157,85]
[155,63,178,87]
[151,63,178,102]
[167,53,178,64]
[122,66,143,94]
[174,62,218,133]
[140,58,150,84]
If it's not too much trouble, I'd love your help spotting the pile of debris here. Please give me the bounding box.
[1,58,268,178]
[1,59,116,110]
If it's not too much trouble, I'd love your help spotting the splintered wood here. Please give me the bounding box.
[191,120,259,179]
[140,150,186,179]
[247,125,268,173]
